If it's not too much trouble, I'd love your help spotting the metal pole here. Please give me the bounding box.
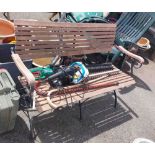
[79,101,82,120]
[113,90,117,108]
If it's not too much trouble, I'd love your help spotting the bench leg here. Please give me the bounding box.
[113,90,117,108]
[23,110,36,141]
[28,112,35,140]
[131,59,134,75]
[79,101,83,120]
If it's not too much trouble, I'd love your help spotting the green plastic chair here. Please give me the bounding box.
[112,12,155,65]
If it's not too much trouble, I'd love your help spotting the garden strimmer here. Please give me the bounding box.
[30,62,89,88]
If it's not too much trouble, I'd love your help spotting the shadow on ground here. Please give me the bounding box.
[118,62,152,95]
[33,94,136,143]
[118,73,151,95]
[0,115,31,143]
[0,93,137,143]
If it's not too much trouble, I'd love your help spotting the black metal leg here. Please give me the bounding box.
[26,111,35,140]
[131,59,135,74]
[119,54,126,70]
[113,90,117,108]
[79,101,83,120]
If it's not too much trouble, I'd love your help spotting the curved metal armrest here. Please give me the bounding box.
[115,45,144,64]
[11,53,35,92]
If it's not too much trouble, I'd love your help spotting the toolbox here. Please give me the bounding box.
[0,69,20,134]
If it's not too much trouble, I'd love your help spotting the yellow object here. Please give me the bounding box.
[33,57,52,67]
[9,40,16,44]
[73,74,79,79]
[137,37,150,49]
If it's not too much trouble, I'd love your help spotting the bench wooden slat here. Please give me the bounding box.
[14,20,116,28]
[16,52,57,59]
[15,38,115,46]
[15,42,113,51]
[37,104,52,113]
[16,27,116,32]
[15,31,116,36]
[15,35,115,40]
[15,47,113,59]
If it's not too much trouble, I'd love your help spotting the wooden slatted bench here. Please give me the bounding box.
[11,20,135,138]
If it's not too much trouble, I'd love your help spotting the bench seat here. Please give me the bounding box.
[18,65,135,112]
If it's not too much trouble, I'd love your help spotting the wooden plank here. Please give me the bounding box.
[61,46,112,56]
[15,38,115,47]
[36,97,47,102]
[16,43,91,50]
[15,42,112,51]
[16,44,114,50]
[15,31,116,36]
[16,46,114,59]
[17,52,57,59]
[36,99,48,105]
[16,46,112,59]
[86,74,133,85]
[15,35,115,41]
[16,45,113,53]
[80,80,135,100]
[37,104,52,113]
[51,92,85,103]
[15,27,116,32]
[14,20,116,28]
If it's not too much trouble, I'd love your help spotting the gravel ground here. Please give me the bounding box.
[0,12,155,143]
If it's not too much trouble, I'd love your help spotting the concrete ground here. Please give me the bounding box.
[0,13,155,143]
[1,59,155,143]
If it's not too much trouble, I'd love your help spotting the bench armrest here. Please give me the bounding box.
[115,45,144,64]
[11,53,35,91]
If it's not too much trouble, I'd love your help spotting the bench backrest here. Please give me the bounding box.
[14,20,116,60]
